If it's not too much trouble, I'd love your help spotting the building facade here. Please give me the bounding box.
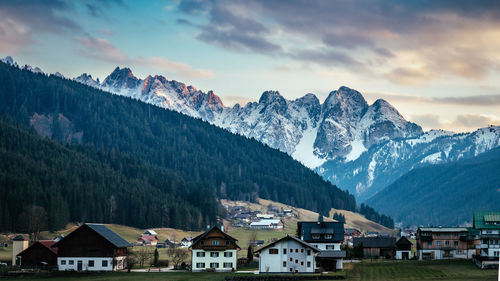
[297,221,345,271]
[473,211,500,268]
[250,219,284,229]
[256,235,319,273]
[353,237,396,259]
[416,227,474,260]
[190,226,239,272]
[53,223,131,271]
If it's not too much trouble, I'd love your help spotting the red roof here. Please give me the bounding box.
[39,240,58,254]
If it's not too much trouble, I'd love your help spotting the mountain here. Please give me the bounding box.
[0,58,366,229]
[365,147,500,226]
[0,118,220,232]
[319,126,500,201]
[74,66,422,168]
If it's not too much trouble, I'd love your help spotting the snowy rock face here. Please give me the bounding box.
[319,126,500,201]
[71,66,422,169]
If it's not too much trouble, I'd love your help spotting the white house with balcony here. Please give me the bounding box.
[473,211,500,269]
[190,226,240,272]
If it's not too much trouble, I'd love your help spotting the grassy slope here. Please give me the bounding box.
[1,260,496,281]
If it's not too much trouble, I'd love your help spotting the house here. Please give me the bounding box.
[190,226,240,272]
[416,227,475,260]
[52,223,132,271]
[16,240,58,267]
[11,235,28,266]
[366,231,379,238]
[257,214,274,219]
[250,219,284,229]
[395,237,412,260]
[181,237,193,248]
[473,211,500,269]
[283,209,293,217]
[164,239,179,248]
[344,228,361,238]
[255,235,320,273]
[143,230,157,236]
[353,237,396,259]
[297,221,346,271]
[137,234,158,246]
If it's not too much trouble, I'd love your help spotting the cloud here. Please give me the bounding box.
[366,92,500,106]
[410,113,499,131]
[136,57,214,79]
[76,35,213,79]
[0,0,81,52]
[177,0,500,83]
[176,18,193,26]
[76,36,128,63]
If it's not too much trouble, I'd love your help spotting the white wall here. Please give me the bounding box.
[57,257,121,271]
[259,239,316,273]
[191,249,237,272]
[311,243,341,251]
[396,250,411,260]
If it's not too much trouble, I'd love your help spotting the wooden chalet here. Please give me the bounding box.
[52,223,132,271]
[190,226,240,272]
[16,241,58,267]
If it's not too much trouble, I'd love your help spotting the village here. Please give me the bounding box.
[1,204,499,280]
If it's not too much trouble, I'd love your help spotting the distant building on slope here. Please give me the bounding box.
[250,219,284,230]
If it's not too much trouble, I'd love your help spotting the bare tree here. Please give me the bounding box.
[126,251,137,273]
[136,247,154,268]
[167,248,188,269]
[19,205,47,243]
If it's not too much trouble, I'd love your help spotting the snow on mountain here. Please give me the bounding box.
[69,66,422,170]
[319,126,500,201]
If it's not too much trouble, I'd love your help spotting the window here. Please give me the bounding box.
[445,241,450,246]
[454,241,458,246]
[427,242,432,246]
[494,251,499,257]
[269,248,278,254]
[283,249,287,254]
[300,261,304,266]
[212,240,220,246]
[326,245,335,250]
[436,233,441,237]
[88,260,94,267]
[283,261,286,267]
[325,234,332,239]
[289,257,292,262]
[210,262,219,268]
[307,261,311,267]
[457,250,462,254]
[301,248,304,253]
[312,234,320,239]
[61,260,66,265]
[446,233,450,238]
[210,252,219,257]
[295,249,298,253]
[436,241,441,246]
[223,262,233,268]
[307,250,311,256]
[225,241,230,245]
[197,252,205,257]
[295,259,298,264]
[224,251,233,257]
[201,241,204,245]
[69,260,74,265]
[196,263,205,268]
[102,260,108,267]
[290,268,293,272]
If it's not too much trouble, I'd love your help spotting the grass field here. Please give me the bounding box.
[1,260,497,280]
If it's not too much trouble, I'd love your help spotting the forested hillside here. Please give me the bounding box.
[0,119,220,232]
[366,147,500,226]
[0,62,373,231]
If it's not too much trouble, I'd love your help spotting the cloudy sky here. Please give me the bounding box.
[1,0,499,132]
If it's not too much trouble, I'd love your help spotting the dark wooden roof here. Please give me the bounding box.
[254,235,320,253]
[191,226,240,249]
[18,240,58,256]
[353,237,396,248]
[53,223,132,249]
[396,237,412,247]
[298,221,344,242]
